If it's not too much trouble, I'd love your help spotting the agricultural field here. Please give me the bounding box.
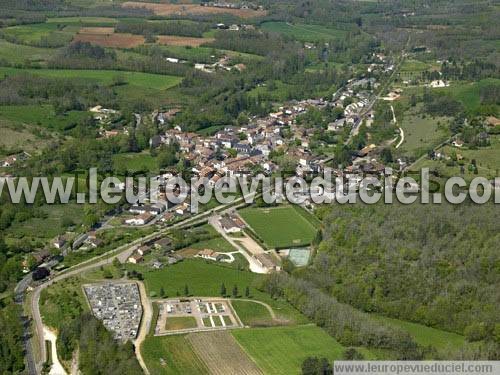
[399,105,451,157]
[231,300,274,326]
[46,17,119,26]
[165,316,198,331]
[141,335,209,375]
[0,39,56,65]
[74,31,145,48]
[0,104,89,132]
[122,1,267,18]
[0,67,182,90]
[232,325,345,375]
[156,35,214,47]
[261,22,347,43]
[187,331,262,375]
[0,23,75,46]
[239,206,317,248]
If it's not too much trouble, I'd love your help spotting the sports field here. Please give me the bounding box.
[239,206,317,248]
[232,325,345,374]
[261,22,347,43]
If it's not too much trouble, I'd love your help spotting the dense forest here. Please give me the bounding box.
[281,202,500,358]
[57,313,142,374]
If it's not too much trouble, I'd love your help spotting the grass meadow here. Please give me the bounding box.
[374,315,466,355]
[0,67,182,90]
[0,104,89,131]
[261,22,347,43]
[232,325,345,374]
[231,300,274,326]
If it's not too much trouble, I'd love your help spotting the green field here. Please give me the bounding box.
[412,134,500,181]
[440,78,500,115]
[47,16,119,25]
[0,67,182,90]
[375,315,466,355]
[399,105,450,157]
[0,105,89,132]
[0,39,56,65]
[165,316,198,330]
[141,335,209,375]
[186,235,236,253]
[231,300,274,326]
[129,259,308,324]
[112,152,159,174]
[134,259,256,298]
[40,276,88,329]
[261,22,347,43]
[232,325,345,374]
[239,206,317,248]
[0,23,75,46]
[0,119,53,155]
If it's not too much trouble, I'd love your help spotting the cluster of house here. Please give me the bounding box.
[89,105,128,139]
[202,1,263,11]
[195,249,231,263]
[193,55,246,74]
[0,151,30,168]
[151,96,372,182]
[127,237,179,268]
[366,53,395,74]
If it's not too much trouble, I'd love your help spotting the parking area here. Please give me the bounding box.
[155,298,242,335]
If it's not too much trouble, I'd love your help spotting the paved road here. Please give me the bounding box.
[26,190,261,373]
[209,216,268,274]
[134,281,152,375]
[14,274,38,375]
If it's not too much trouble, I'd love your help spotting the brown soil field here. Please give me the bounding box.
[157,35,214,47]
[187,331,263,375]
[73,32,145,48]
[78,27,115,35]
[122,2,267,18]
